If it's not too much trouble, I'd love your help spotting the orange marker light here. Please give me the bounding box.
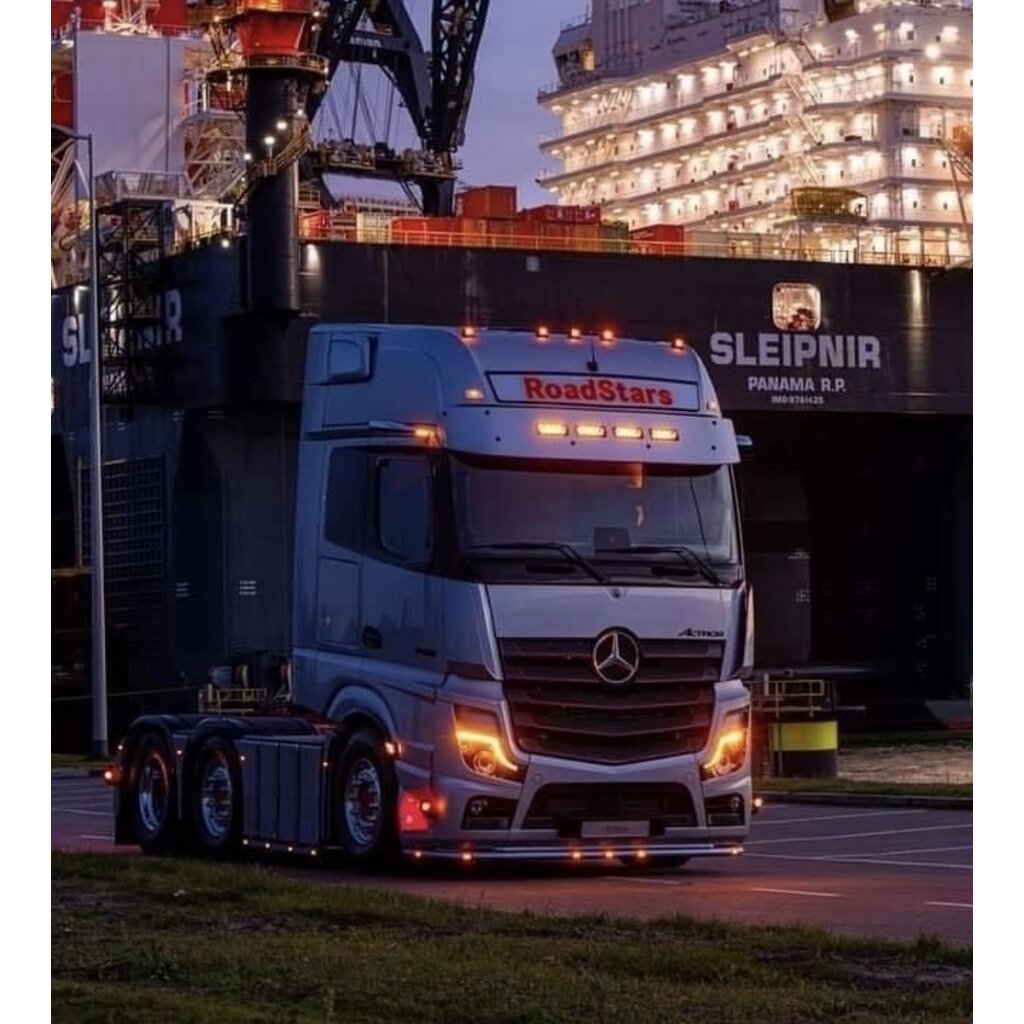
[604,849,616,860]
[650,427,679,442]
[600,328,615,344]
[461,325,477,341]
[576,423,607,439]
[568,327,583,342]
[671,336,687,350]
[571,850,583,862]
[460,851,474,864]
[613,425,644,440]
[536,325,550,340]
[537,421,569,437]
[464,388,484,401]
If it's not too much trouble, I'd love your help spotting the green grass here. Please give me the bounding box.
[755,777,972,799]
[51,753,111,771]
[53,854,971,1023]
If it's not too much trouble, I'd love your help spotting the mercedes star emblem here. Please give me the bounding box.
[591,629,641,685]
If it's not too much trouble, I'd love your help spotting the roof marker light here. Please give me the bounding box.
[650,427,679,442]
[671,336,687,351]
[464,387,484,401]
[537,421,569,437]
[568,327,583,342]
[604,849,616,860]
[413,426,437,441]
[576,423,607,439]
[600,328,615,344]
[536,325,550,340]
[613,425,644,440]
[571,850,583,862]
[460,851,474,863]
[461,325,477,341]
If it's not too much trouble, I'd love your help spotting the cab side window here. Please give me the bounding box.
[324,448,367,550]
[377,455,433,566]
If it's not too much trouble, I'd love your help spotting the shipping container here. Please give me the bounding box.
[519,204,602,225]
[455,185,518,219]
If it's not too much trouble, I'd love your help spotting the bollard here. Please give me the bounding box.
[767,718,839,778]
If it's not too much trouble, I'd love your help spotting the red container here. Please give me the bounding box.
[630,224,686,242]
[456,186,518,220]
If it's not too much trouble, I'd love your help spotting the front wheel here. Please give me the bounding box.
[129,731,178,854]
[333,728,400,867]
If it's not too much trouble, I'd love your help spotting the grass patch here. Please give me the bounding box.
[53,853,971,1023]
[755,778,972,799]
[51,753,110,772]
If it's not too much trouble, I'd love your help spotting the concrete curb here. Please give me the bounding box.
[758,791,972,811]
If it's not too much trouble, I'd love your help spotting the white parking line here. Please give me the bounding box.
[746,823,971,846]
[756,810,926,826]
[925,901,972,909]
[746,852,972,871]
[851,844,972,857]
[751,887,842,899]
[604,876,682,886]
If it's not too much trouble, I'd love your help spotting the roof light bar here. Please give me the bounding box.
[576,423,607,438]
[537,421,569,437]
[613,425,644,440]
[650,427,679,441]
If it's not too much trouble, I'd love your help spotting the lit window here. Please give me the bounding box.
[772,283,822,331]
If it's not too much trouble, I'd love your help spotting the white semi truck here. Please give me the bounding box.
[113,324,754,865]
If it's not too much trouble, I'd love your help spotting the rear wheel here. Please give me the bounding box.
[190,736,242,857]
[333,728,400,867]
[130,732,178,854]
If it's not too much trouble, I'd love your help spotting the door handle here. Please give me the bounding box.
[361,626,383,650]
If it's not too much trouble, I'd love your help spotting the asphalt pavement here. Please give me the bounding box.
[51,774,972,945]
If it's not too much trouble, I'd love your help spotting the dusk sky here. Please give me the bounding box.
[458,0,585,205]
[321,0,585,207]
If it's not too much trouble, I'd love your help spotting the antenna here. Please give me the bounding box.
[587,338,599,373]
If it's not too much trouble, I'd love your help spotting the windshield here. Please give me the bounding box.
[450,454,741,584]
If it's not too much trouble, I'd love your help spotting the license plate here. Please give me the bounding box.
[580,820,650,839]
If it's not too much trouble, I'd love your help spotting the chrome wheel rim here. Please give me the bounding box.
[200,752,233,841]
[137,752,169,834]
[344,758,382,849]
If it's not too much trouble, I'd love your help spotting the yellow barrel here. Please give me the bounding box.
[767,719,839,778]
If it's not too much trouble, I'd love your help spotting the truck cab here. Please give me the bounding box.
[291,324,753,863]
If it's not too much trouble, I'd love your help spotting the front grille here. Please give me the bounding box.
[499,637,723,764]
[523,783,697,832]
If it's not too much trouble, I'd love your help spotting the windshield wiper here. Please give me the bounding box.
[599,545,724,586]
[465,542,612,586]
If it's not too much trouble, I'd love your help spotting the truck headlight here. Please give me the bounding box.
[701,708,749,781]
[454,707,520,781]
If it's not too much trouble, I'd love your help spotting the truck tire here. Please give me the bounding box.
[333,728,400,866]
[129,731,178,854]
[190,736,242,857]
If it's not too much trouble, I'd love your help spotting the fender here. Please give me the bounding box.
[326,685,399,745]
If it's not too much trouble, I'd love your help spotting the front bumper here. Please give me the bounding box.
[411,841,743,863]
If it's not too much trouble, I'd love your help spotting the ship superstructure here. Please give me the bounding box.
[539,0,972,265]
